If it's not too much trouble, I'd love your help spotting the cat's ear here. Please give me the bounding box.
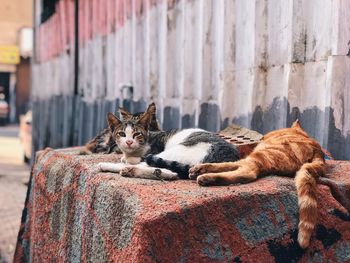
[138,112,151,128]
[146,102,156,115]
[137,102,156,128]
[107,112,121,131]
[292,119,302,129]
[119,107,132,120]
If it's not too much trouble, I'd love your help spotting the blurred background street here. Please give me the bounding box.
[0,0,33,262]
[0,125,30,263]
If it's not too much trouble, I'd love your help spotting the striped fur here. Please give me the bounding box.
[189,120,326,249]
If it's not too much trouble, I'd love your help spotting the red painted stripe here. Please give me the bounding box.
[46,19,50,61]
[117,0,125,28]
[45,20,47,61]
[84,0,91,42]
[167,0,175,10]
[109,0,115,33]
[36,26,41,62]
[92,0,98,37]
[53,14,57,58]
[41,24,44,62]
[135,0,143,18]
[36,0,171,60]
[100,0,107,36]
[52,15,55,58]
[114,0,119,29]
[107,0,115,33]
[54,13,58,57]
[69,0,75,46]
[65,0,70,47]
[78,0,84,47]
[59,0,67,50]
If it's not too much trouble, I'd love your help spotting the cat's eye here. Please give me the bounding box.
[133,132,142,138]
[118,131,126,137]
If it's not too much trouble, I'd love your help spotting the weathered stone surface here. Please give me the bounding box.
[14,146,350,262]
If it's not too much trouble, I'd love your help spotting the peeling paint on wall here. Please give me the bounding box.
[32,0,350,159]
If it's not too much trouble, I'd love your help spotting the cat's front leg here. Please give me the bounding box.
[120,166,179,180]
[99,162,127,173]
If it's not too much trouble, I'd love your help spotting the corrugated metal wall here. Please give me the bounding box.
[32,0,350,159]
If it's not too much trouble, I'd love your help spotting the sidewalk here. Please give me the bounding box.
[0,125,30,263]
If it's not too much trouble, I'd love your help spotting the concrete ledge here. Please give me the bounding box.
[14,148,350,262]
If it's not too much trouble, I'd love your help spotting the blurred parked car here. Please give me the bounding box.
[19,110,32,163]
[0,93,9,125]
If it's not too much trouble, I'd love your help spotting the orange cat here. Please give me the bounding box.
[189,120,326,249]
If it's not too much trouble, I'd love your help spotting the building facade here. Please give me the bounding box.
[0,0,33,122]
[32,0,350,160]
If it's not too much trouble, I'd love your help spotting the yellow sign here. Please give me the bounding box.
[0,45,20,65]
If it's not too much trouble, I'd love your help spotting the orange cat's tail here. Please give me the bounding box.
[294,154,325,248]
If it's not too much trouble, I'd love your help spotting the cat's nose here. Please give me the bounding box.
[126,140,133,146]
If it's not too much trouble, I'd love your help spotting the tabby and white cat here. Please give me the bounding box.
[81,103,160,155]
[99,103,239,180]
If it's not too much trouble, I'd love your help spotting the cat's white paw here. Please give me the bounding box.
[98,162,126,173]
[155,169,179,180]
[98,162,110,171]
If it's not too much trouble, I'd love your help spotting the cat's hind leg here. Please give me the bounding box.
[196,166,258,186]
[189,161,241,180]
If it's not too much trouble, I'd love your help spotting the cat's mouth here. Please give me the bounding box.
[122,145,137,152]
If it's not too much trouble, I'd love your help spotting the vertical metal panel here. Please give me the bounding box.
[147,0,160,101]
[157,0,167,99]
[304,0,333,61]
[181,0,202,128]
[220,0,235,125]
[122,1,133,87]
[331,0,350,55]
[266,0,293,66]
[32,0,350,159]
[133,0,146,100]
